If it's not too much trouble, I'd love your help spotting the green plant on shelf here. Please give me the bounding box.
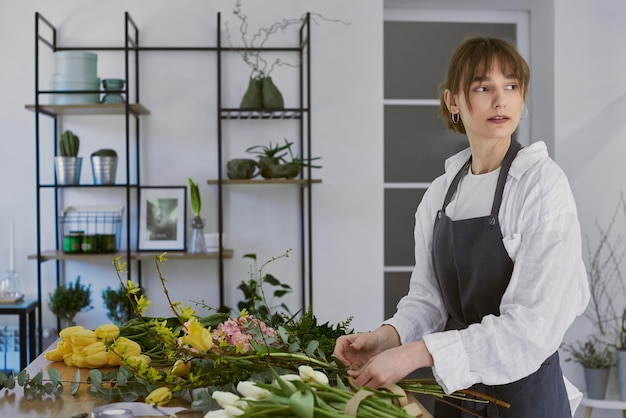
[59,130,79,157]
[48,276,93,326]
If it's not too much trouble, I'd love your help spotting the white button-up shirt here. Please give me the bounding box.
[384,141,590,405]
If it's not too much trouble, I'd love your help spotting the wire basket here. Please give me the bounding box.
[60,206,124,253]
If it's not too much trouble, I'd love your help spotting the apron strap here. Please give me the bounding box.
[490,140,522,217]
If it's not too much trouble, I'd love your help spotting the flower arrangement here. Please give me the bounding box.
[1,253,508,417]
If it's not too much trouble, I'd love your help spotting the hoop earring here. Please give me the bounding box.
[520,107,528,120]
[451,113,460,125]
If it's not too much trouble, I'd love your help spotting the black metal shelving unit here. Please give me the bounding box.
[27,11,317,355]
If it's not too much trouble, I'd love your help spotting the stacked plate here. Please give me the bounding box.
[50,51,100,104]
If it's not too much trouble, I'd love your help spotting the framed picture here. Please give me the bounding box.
[138,186,187,251]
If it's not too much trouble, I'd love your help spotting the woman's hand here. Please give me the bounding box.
[333,324,401,370]
[347,340,434,389]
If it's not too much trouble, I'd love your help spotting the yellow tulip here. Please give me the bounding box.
[70,329,97,348]
[108,350,123,366]
[85,351,110,368]
[145,387,172,406]
[70,352,87,368]
[59,325,85,341]
[95,323,120,342]
[171,359,191,377]
[112,337,142,358]
[180,317,213,353]
[63,352,73,367]
[56,340,72,355]
[45,348,64,362]
[82,341,107,357]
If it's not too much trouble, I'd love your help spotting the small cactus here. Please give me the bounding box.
[59,130,80,157]
[91,148,117,158]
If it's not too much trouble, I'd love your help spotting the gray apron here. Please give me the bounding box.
[431,140,570,417]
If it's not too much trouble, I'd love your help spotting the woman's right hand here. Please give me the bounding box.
[333,325,401,370]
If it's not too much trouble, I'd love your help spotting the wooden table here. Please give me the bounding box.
[0,348,203,418]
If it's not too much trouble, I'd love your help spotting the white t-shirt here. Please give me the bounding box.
[448,166,501,221]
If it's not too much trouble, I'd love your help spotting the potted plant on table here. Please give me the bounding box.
[47,276,92,327]
[55,130,81,185]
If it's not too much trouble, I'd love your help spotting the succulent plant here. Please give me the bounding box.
[91,148,118,158]
[59,130,80,157]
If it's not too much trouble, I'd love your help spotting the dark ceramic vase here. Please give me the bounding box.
[240,78,263,109]
[261,76,284,109]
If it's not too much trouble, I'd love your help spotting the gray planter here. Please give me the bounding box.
[584,366,610,399]
[617,349,626,400]
[55,156,82,185]
[91,156,118,185]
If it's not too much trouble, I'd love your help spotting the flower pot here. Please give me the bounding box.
[55,156,83,185]
[91,156,118,185]
[240,78,263,109]
[226,158,259,179]
[261,76,284,109]
[584,366,610,399]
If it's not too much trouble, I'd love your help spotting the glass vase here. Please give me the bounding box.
[188,217,207,254]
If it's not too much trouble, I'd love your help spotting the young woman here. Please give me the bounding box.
[334,36,590,417]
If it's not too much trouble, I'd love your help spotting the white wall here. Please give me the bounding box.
[0,0,384,333]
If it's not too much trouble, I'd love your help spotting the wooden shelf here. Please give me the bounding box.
[207,179,322,185]
[25,103,150,116]
[27,249,233,262]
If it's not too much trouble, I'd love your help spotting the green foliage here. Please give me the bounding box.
[102,285,136,326]
[188,177,201,218]
[237,251,293,327]
[246,140,294,162]
[59,130,79,157]
[48,276,93,325]
[91,148,117,157]
[562,336,614,368]
[285,306,353,357]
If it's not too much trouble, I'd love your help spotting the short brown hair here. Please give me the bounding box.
[439,36,530,134]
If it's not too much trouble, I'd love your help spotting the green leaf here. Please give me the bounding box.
[17,370,28,386]
[71,369,81,395]
[289,389,314,418]
[89,369,102,389]
[47,368,61,386]
[188,177,201,217]
[306,340,319,357]
[242,253,257,260]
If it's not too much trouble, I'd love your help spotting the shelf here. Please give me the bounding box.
[220,109,306,120]
[40,183,139,188]
[27,249,234,262]
[25,103,150,116]
[207,179,322,185]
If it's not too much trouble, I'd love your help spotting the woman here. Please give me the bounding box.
[334,36,590,417]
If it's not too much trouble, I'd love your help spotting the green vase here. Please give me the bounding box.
[240,78,263,109]
[261,76,284,109]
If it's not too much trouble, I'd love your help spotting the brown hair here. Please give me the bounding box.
[439,36,530,134]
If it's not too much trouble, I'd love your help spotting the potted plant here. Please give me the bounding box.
[55,130,81,185]
[562,336,613,399]
[90,148,118,185]
[246,138,321,179]
[48,275,93,327]
[187,178,206,253]
[102,285,136,326]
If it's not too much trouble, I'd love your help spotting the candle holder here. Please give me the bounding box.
[0,270,23,304]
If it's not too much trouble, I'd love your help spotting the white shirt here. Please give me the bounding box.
[383,141,590,411]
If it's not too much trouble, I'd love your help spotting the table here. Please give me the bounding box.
[0,347,203,418]
[0,297,37,371]
[580,397,626,418]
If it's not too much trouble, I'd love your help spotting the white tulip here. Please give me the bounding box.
[211,391,241,408]
[223,405,246,416]
[204,409,232,418]
[237,380,271,400]
[298,365,329,386]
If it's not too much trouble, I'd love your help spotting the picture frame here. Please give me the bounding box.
[138,186,187,251]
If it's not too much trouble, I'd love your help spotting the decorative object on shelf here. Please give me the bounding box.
[47,275,93,327]
[246,138,321,179]
[90,148,118,185]
[101,78,125,104]
[55,130,82,185]
[187,178,206,254]
[50,51,99,104]
[227,0,348,110]
[226,158,259,179]
[0,223,23,304]
[138,186,187,251]
[60,206,123,253]
[204,232,225,252]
